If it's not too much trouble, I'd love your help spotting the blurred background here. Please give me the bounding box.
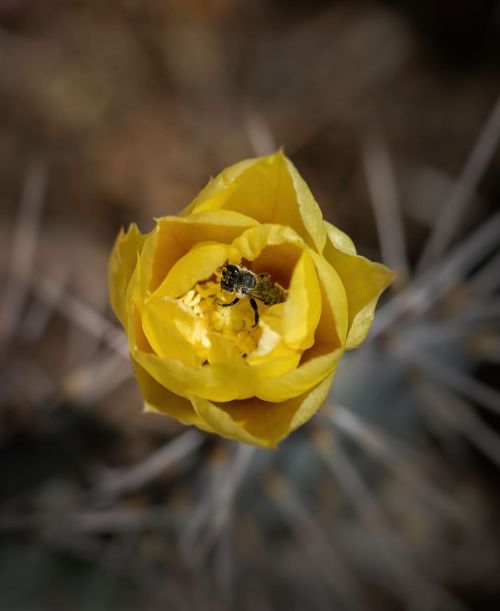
[1,1,500,610]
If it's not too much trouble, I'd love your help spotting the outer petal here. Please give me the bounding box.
[182,152,326,251]
[284,155,326,251]
[134,359,211,430]
[324,220,356,255]
[181,158,257,215]
[108,223,146,327]
[189,373,334,448]
[323,222,395,349]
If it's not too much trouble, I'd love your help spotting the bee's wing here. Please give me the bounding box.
[248,282,278,305]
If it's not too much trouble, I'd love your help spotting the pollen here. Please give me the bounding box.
[178,278,263,358]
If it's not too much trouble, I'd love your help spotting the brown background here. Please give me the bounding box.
[1,1,500,610]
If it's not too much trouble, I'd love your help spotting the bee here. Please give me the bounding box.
[218,263,285,327]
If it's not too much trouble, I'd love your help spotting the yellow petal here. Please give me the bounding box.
[108,223,146,326]
[141,296,203,366]
[205,332,301,398]
[131,314,301,403]
[153,242,235,299]
[256,250,347,402]
[284,155,326,251]
[181,158,258,216]
[324,220,356,255]
[308,249,348,347]
[232,223,304,261]
[189,373,334,448]
[183,152,326,250]
[206,331,243,364]
[259,301,285,336]
[139,210,258,294]
[246,341,302,381]
[132,348,240,401]
[282,249,321,351]
[247,319,282,359]
[231,224,305,290]
[255,348,343,402]
[133,359,210,429]
[323,222,395,349]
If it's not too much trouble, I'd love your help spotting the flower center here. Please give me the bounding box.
[178,275,264,358]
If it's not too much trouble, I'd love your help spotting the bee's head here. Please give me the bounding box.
[220,264,241,292]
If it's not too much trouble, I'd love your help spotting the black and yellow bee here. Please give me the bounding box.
[218,264,285,327]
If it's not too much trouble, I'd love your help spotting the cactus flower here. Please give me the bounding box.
[108,152,394,447]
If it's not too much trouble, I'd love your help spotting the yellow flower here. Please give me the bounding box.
[108,152,394,448]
